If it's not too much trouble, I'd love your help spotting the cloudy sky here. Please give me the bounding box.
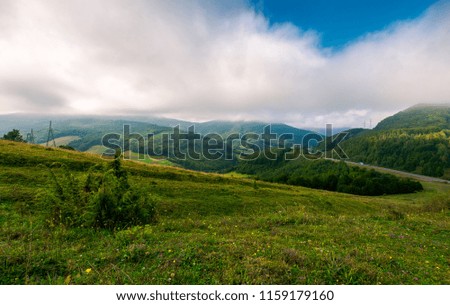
[0,0,449,128]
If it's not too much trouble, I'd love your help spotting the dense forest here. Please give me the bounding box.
[340,105,450,179]
[235,150,423,196]
[341,129,449,178]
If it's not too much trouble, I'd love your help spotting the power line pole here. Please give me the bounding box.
[46,121,56,147]
[26,129,35,144]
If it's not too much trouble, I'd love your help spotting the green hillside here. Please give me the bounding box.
[340,105,450,179]
[375,104,450,131]
[0,140,449,284]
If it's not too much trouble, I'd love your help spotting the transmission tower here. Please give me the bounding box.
[46,121,56,147]
[26,129,35,144]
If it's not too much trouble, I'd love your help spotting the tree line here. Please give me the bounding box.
[236,151,423,196]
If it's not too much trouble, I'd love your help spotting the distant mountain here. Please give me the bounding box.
[0,114,319,172]
[124,115,194,130]
[341,128,368,139]
[340,104,450,179]
[308,126,351,136]
[0,114,172,151]
[192,120,316,144]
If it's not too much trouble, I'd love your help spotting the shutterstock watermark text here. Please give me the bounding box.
[101,124,348,161]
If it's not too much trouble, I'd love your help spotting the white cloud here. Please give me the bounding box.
[0,0,449,128]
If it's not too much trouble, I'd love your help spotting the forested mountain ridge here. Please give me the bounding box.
[0,115,316,151]
[374,104,450,131]
[340,104,450,179]
[0,115,318,172]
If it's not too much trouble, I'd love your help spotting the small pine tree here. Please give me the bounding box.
[38,154,157,230]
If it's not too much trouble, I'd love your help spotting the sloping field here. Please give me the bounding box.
[0,141,449,284]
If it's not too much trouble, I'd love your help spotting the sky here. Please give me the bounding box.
[0,0,449,128]
[252,0,439,49]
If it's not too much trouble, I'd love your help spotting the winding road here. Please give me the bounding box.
[326,159,450,184]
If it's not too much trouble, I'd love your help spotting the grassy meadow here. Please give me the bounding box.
[0,140,449,284]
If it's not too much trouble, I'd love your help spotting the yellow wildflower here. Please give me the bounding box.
[64,275,71,285]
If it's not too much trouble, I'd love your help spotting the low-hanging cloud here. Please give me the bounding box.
[0,0,449,127]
